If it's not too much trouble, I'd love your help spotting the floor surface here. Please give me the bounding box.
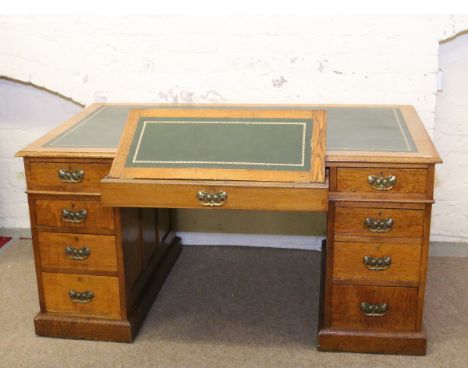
[0,239,467,367]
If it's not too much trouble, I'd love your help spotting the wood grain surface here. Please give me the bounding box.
[28,161,111,193]
[334,206,425,238]
[35,199,115,233]
[38,231,118,274]
[333,241,422,286]
[42,272,121,319]
[336,167,427,194]
[330,284,418,331]
[101,178,329,211]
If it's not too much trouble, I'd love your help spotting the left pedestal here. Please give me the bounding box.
[23,157,180,342]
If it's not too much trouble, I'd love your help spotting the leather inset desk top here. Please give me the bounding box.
[17,103,441,166]
[43,105,415,153]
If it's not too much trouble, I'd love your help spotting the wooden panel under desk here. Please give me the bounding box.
[27,160,111,193]
[335,206,425,239]
[331,284,419,331]
[35,199,115,233]
[333,241,422,287]
[38,231,118,274]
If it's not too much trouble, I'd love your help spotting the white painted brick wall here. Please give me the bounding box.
[0,80,81,227]
[432,33,468,242]
[0,15,467,242]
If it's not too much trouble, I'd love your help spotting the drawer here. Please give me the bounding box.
[336,167,427,195]
[330,285,418,331]
[101,179,329,212]
[35,199,115,233]
[28,161,111,193]
[38,232,118,273]
[42,272,121,319]
[333,242,422,286]
[335,206,424,238]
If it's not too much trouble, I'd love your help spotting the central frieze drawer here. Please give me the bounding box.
[336,168,427,195]
[330,285,418,331]
[35,199,115,233]
[100,179,329,212]
[334,207,424,238]
[42,272,121,319]
[38,231,118,273]
[333,242,422,286]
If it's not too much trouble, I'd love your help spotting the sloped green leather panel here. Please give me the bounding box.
[124,117,312,171]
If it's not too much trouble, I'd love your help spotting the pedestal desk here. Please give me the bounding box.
[16,104,441,355]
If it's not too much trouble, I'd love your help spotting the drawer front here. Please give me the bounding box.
[28,161,111,193]
[333,242,422,286]
[331,285,418,331]
[42,272,121,319]
[336,168,427,195]
[101,181,329,212]
[335,207,424,238]
[38,232,118,273]
[35,199,115,233]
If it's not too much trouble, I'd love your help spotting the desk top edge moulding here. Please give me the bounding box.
[16,103,441,356]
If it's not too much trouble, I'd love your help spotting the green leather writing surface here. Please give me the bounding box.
[45,106,134,148]
[125,117,312,171]
[44,105,416,153]
[326,107,415,152]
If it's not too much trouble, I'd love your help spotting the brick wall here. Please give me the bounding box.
[432,32,468,242]
[1,15,467,243]
[0,80,81,228]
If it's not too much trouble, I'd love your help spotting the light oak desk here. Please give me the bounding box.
[16,104,441,355]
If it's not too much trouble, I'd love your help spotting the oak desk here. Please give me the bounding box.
[16,104,441,355]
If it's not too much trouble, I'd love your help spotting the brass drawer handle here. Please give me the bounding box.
[65,246,90,260]
[361,302,388,317]
[364,217,393,233]
[367,174,397,191]
[58,168,84,183]
[62,208,88,223]
[197,190,227,207]
[68,290,94,304]
[363,255,392,270]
